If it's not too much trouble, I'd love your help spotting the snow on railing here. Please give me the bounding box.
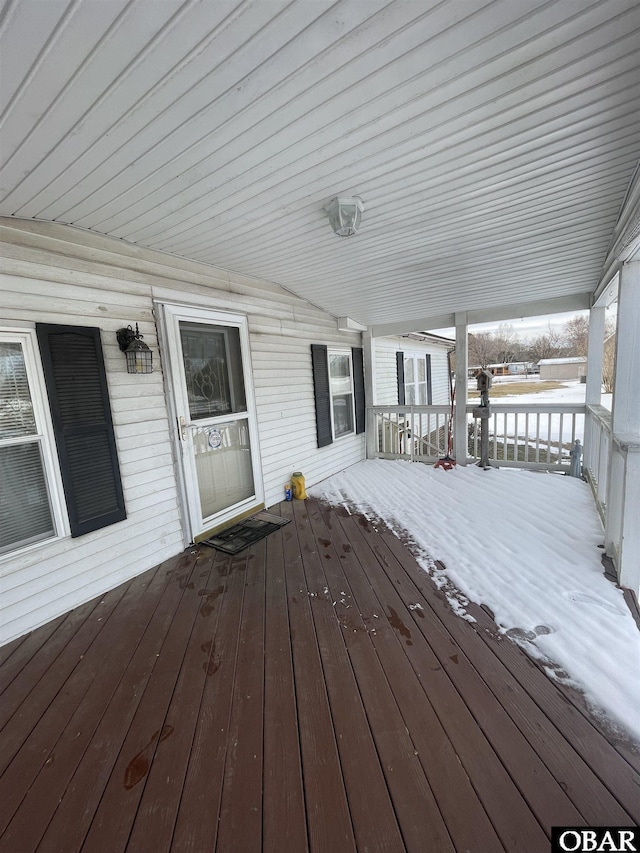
[368,404,585,471]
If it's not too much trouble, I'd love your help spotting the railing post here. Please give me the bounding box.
[454,313,468,465]
[585,305,605,408]
[363,329,377,459]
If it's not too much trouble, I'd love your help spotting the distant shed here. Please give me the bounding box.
[538,356,587,380]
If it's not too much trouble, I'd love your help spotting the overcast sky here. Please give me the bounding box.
[429,308,608,341]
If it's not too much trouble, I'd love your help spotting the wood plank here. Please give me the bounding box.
[0,553,193,852]
[262,518,308,853]
[292,499,411,853]
[75,549,214,853]
[356,520,608,829]
[0,614,67,691]
[2,500,639,853]
[377,527,640,825]
[332,503,550,853]
[215,540,267,852]
[377,539,638,825]
[32,552,202,853]
[170,549,249,853]
[279,499,357,853]
[0,635,28,668]
[0,584,131,732]
[307,499,500,853]
[351,515,601,829]
[0,581,129,782]
[124,547,228,853]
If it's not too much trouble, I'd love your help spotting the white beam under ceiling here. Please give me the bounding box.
[370,293,592,338]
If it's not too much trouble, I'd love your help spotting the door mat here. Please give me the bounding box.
[202,511,290,555]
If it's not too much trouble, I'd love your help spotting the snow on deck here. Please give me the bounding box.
[312,458,640,745]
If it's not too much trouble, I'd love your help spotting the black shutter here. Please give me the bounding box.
[37,324,126,537]
[352,346,365,434]
[396,351,405,405]
[311,344,332,448]
[426,354,433,405]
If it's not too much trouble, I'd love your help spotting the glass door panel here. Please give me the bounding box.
[193,419,254,518]
[180,322,246,419]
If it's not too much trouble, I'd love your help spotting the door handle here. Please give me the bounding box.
[178,416,200,440]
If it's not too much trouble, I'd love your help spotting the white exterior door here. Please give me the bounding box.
[160,304,263,542]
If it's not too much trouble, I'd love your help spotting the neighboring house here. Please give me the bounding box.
[375,332,453,406]
[538,357,587,380]
[372,332,453,461]
[490,362,538,376]
[0,219,366,644]
[468,362,538,377]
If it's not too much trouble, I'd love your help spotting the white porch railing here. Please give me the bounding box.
[583,404,612,523]
[467,404,585,471]
[584,404,640,577]
[371,405,452,462]
[369,403,586,471]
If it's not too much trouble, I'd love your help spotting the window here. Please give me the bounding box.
[328,351,354,437]
[311,345,365,448]
[397,352,432,405]
[0,330,66,555]
[0,324,127,558]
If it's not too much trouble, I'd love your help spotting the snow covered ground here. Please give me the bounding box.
[470,379,611,448]
[470,376,611,409]
[311,458,640,746]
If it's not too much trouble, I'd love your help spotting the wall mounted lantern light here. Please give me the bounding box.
[325,196,364,237]
[116,323,153,374]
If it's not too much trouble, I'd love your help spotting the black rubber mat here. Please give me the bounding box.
[202,511,290,555]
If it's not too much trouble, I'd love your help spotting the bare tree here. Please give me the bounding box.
[468,332,497,368]
[602,332,616,394]
[493,322,519,364]
[563,314,590,357]
[526,326,564,363]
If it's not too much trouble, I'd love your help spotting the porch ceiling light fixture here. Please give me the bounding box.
[116,323,153,374]
[325,196,364,237]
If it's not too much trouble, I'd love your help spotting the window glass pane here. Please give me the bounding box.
[0,343,36,439]
[180,323,246,420]
[404,358,414,383]
[329,354,352,395]
[192,419,255,518]
[417,385,427,405]
[405,385,415,405]
[332,393,354,437]
[0,442,54,554]
[417,359,426,381]
[329,353,350,379]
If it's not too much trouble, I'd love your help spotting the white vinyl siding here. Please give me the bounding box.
[0,218,364,644]
[375,338,451,406]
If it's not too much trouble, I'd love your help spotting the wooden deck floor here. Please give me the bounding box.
[1,498,639,853]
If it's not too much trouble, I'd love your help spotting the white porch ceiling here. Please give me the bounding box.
[1,0,639,331]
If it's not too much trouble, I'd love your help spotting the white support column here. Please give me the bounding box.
[606,261,640,597]
[611,262,640,437]
[585,305,605,407]
[454,313,469,465]
[363,329,377,459]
